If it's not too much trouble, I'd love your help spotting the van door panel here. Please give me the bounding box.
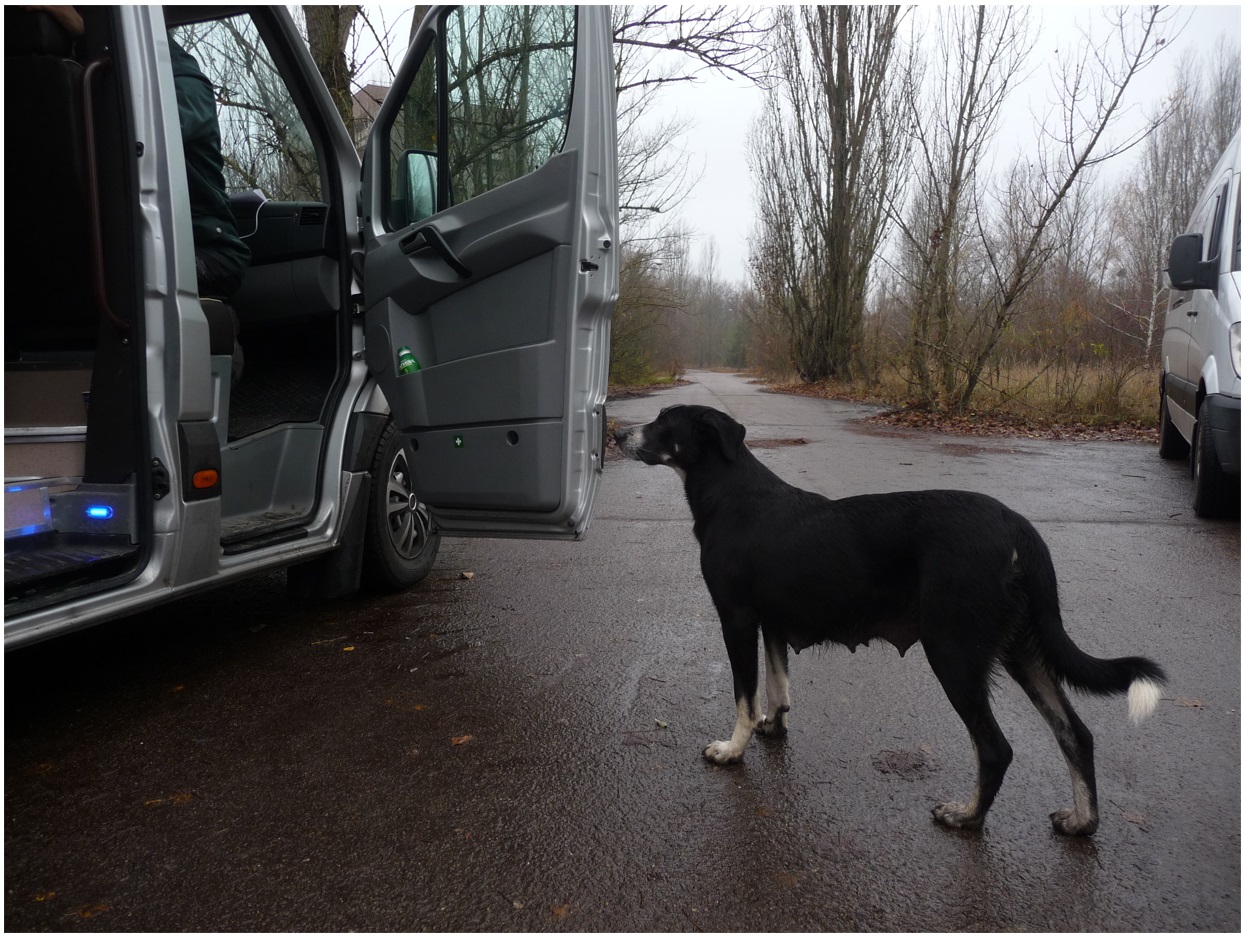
[361,6,617,538]
[1188,176,1236,397]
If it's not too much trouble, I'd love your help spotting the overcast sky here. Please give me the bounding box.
[356,4,1241,284]
[646,3,1241,282]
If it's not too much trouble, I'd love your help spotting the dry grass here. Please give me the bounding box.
[763,361,1160,439]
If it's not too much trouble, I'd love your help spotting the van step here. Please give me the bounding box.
[4,534,139,601]
[220,527,308,556]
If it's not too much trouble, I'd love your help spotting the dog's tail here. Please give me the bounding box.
[1015,517,1167,724]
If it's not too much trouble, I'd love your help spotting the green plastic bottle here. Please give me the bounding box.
[397,346,420,375]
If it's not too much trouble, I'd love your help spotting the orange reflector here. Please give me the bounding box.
[192,469,219,489]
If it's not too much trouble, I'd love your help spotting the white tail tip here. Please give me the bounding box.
[1128,677,1162,724]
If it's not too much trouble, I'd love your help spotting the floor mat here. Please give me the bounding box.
[227,331,338,439]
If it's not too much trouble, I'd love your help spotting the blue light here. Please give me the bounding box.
[86,505,114,520]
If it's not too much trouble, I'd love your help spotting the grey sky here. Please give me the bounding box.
[649,3,1241,281]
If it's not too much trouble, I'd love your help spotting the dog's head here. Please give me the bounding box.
[613,405,746,476]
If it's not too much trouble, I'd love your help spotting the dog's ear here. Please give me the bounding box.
[698,409,746,461]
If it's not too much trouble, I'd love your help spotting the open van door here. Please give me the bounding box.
[360,5,617,539]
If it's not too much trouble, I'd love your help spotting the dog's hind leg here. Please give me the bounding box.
[924,639,1014,830]
[757,628,790,738]
[1005,659,1099,835]
[704,615,761,764]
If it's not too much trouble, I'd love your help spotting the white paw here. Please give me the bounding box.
[1050,807,1098,836]
[756,714,788,737]
[932,801,984,830]
[703,740,744,764]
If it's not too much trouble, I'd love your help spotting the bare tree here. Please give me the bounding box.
[304,5,361,135]
[891,6,1033,404]
[612,4,772,94]
[749,5,908,382]
[608,5,772,382]
[891,5,1179,412]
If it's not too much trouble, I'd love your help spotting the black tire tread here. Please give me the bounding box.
[363,421,441,590]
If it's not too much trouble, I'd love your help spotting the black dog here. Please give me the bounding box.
[614,404,1166,835]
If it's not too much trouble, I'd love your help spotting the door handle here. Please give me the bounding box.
[83,56,129,332]
[399,224,472,279]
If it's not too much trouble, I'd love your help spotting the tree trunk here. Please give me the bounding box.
[304,6,360,138]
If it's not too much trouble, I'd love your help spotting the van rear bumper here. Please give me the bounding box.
[1204,393,1241,473]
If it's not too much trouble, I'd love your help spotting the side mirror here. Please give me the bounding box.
[394,149,438,229]
[1167,233,1215,291]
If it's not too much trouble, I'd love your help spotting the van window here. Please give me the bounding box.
[1233,187,1240,274]
[171,15,324,202]
[444,6,575,204]
[1207,180,1230,263]
[386,40,438,230]
[1190,193,1217,259]
[381,5,576,230]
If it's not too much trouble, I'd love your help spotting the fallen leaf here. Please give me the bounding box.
[172,685,185,693]
[34,891,55,902]
[78,903,110,919]
[460,571,475,581]
[551,902,571,921]
[655,719,669,729]
[342,646,355,652]
[414,705,428,711]
[169,791,194,805]
[1176,698,1204,709]
[451,735,474,746]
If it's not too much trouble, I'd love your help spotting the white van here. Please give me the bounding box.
[1159,131,1241,517]
[3,6,618,646]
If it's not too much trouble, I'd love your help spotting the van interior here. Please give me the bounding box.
[4,6,349,617]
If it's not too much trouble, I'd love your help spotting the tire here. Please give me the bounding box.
[1191,399,1236,519]
[1157,388,1190,460]
[363,420,441,590]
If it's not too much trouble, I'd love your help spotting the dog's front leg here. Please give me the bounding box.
[704,617,761,764]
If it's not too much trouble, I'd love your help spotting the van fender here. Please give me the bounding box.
[1200,356,1220,399]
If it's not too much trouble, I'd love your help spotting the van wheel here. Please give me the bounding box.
[1191,400,1235,518]
[1157,389,1190,460]
[364,421,441,589]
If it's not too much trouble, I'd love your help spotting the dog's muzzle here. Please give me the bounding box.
[613,425,648,462]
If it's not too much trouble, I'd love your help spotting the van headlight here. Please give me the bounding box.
[1233,321,1242,379]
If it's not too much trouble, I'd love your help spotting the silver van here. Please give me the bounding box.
[4,6,618,647]
[1160,130,1241,517]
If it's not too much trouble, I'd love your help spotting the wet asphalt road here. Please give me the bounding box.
[5,369,1240,931]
